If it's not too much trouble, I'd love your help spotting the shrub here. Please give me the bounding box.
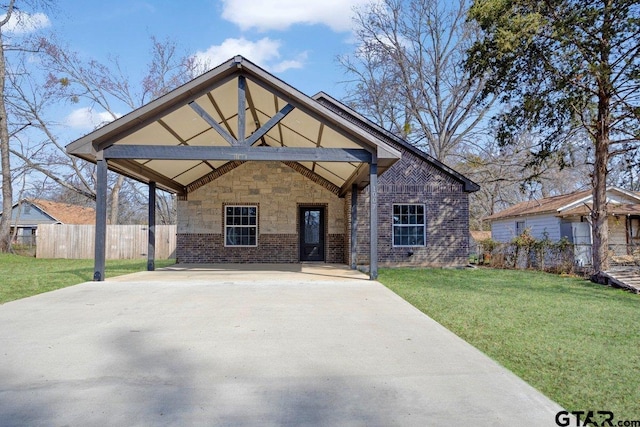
[484,233,576,275]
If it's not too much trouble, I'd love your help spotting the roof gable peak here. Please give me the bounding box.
[65,55,401,196]
[313,92,480,193]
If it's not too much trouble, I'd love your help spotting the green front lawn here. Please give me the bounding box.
[378,268,640,421]
[0,254,175,304]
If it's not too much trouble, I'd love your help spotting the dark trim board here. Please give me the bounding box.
[104,145,372,163]
[238,75,246,143]
[245,103,295,146]
[189,101,237,146]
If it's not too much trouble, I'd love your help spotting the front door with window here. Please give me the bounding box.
[299,207,325,261]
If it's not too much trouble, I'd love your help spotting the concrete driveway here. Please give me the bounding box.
[0,264,565,426]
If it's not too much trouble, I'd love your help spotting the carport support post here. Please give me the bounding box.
[147,181,156,271]
[94,153,108,281]
[369,158,378,280]
[238,75,246,144]
[351,184,357,269]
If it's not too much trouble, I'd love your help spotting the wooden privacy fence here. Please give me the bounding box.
[36,224,176,259]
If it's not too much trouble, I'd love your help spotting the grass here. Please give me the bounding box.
[0,253,175,304]
[378,268,640,421]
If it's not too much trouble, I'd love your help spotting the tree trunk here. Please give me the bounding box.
[591,2,613,279]
[0,34,13,252]
[109,174,124,225]
[591,148,609,275]
[591,97,611,276]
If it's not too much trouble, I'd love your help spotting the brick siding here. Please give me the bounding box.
[319,96,472,268]
[351,151,470,267]
[176,233,345,264]
[176,233,298,263]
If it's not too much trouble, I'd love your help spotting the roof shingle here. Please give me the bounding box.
[484,189,592,221]
[485,187,640,221]
[28,199,95,225]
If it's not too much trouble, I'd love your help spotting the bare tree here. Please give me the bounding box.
[0,0,53,252]
[10,36,197,224]
[464,134,592,229]
[609,148,640,192]
[6,54,96,200]
[0,3,15,251]
[339,0,496,163]
[124,180,176,225]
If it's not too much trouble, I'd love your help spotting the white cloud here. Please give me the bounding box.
[65,108,117,131]
[271,55,307,73]
[220,0,373,32]
[1,11,50,34]
[193,37,307,73]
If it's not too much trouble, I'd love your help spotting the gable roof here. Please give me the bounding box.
[0,199,95,225]
[66,56,401,197]
[558,203,640,217]
[485,187,640,221]
[30,199,95,224]
[313,92,480,192]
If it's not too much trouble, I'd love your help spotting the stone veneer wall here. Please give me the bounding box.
[176,161,345,263]
[352,150,470,267]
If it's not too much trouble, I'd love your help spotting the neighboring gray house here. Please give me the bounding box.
[485,187,640,266]
[65,56,479,280]
[0,199,95,245]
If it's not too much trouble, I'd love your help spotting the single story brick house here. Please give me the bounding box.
[66,56,478,280]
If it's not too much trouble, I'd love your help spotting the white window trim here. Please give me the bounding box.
[224,205,258,247]
[392,203,426,247]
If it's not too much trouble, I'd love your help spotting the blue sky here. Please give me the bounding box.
[1,0,379,200]
[9,0,378,133]
[50,0,369,108]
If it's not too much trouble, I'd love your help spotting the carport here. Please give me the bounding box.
[65,56,401,281]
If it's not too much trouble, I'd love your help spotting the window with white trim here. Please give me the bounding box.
[515,220,526,236]
[392,204,426,247]
[225,205,257,246]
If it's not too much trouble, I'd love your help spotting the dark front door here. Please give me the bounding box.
[299,207,325,262]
